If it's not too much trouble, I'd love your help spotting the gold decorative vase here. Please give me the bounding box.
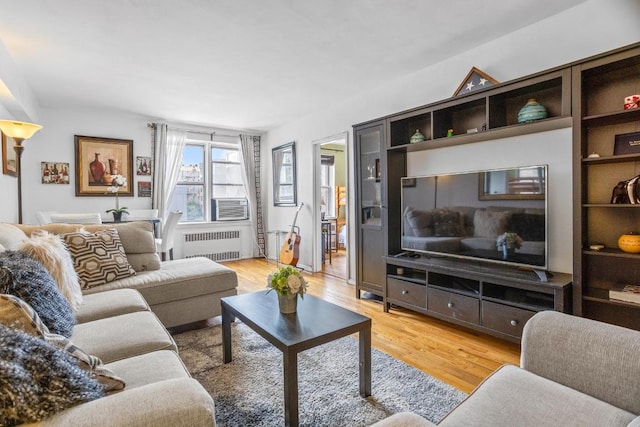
[277,294,298,314]
[618,233,640,253]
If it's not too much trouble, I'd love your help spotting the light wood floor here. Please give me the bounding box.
[224,257,520,394]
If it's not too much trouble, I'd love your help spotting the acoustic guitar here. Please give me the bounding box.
[280,203,304,266]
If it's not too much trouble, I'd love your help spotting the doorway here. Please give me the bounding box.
[313,132,348,280]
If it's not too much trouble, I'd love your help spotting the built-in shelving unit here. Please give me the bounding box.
[573,45,640,330]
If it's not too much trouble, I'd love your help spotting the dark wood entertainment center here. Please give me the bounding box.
[354,42,640,340]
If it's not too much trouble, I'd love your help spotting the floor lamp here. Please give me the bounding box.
[0,120,43,224]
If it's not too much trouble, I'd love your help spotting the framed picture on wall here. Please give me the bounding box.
[74,135,133,196]
[41,162,70,184]
[1,131,17,177]
[136,156,152,175]
[138,181,152,197]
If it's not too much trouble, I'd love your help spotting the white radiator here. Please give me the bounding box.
[183,230,241,262]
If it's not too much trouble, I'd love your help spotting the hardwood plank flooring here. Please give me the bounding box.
[223,257,520,394]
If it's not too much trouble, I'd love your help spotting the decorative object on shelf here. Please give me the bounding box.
[447,129,454,137]
[452,67,499,97]
[589,244,605,251]
[496,232,523,259]
[609,284,640,304]
[75,135,133,197]
[410,129,425,143]
[267,265,309,314]
[610,174,640,204]
[613,131,640,155]
[517,98,548,123]
[375,158,381,179]
[587,152,601,158]
[624,94,640,110]
[618,233,640,253]
[105,174,129,222]
[466,128,478,134]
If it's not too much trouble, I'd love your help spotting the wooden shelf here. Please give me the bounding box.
[583,248,640,259]
[582,153,640,165]
[582,108,640,127]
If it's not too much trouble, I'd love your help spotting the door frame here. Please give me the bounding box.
[312,131,349,275]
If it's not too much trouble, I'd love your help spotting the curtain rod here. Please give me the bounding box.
[147,122,249,138]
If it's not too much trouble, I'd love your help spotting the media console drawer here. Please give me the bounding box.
[428,287,479,324]
[482,301,537,338]
[387,277,426,308]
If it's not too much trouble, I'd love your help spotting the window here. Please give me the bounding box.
[169,138,247,222]
[320,155,335,217]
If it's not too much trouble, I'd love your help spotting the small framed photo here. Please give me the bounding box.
[136,156,152,175]
[2,132,17,177]
[138,181,152,197]
[614,131,640,155]
[41,162,70,184]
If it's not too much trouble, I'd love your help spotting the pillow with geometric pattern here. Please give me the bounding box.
[63,229,136,289]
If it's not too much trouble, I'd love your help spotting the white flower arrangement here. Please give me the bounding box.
[496,232,523,250]
[105,174,128,215]
[267,266,309,298]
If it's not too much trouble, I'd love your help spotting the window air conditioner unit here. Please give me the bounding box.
[211,198,249,221]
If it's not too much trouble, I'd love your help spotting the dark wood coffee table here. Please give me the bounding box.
[221,290,372,427]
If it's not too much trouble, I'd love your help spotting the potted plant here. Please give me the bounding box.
[496,232,523,259]
[267,266,309,314]
[105,174,129,222]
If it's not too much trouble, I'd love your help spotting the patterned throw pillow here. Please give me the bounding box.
[63,229,136,289]
[433,209,464,237]
[0,324,105,425]
[18,230,83,311]
[0,294,125,393]
[0,251,75,337]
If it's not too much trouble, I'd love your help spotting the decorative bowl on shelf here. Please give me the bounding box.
[517,98,548,123]
[410,129,425,144]
[618,232,640,253]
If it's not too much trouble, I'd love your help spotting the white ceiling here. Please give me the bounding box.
[0,0,586,131]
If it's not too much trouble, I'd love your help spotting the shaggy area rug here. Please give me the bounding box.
[173,322,466,426]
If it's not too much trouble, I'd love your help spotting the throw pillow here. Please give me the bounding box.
[473,209,511,239]
[0,294,125,393]
[433,209,463,237]
[0,251,74,338]
[0,294,49,337]
[63,228,136,289]
[404,207,434,237]
[18,230,83,311]
[0,324,104,425]
[0,224,27,251]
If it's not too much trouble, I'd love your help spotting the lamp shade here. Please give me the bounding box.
[0,120,42,140]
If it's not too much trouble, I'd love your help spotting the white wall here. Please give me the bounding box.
[263,0,640,279]
[19,107,154,225]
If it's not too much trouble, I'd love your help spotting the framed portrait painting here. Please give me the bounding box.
[74,135,133,196]
[2,131,17,177]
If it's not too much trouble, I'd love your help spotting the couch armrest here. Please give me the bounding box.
[37,378,215,427]
[521,311,640,414]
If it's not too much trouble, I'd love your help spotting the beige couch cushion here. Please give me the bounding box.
[16,222,161,272]
[71,311,176,364]
[82,257,237,305]
[75,289,149,324]
[105,350,190,390]
[438,365,636,427]
[0,223,27,249]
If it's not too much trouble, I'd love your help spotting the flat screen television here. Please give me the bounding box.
[400,165,548,270]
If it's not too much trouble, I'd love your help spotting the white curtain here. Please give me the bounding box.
[239,134,265,257]
[152,123,187,224]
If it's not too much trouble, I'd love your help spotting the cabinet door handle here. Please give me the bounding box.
[402,290,409,295]
[510,320,518,326]
[447,302,454,308]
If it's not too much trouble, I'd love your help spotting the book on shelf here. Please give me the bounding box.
[609,285,640,304]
